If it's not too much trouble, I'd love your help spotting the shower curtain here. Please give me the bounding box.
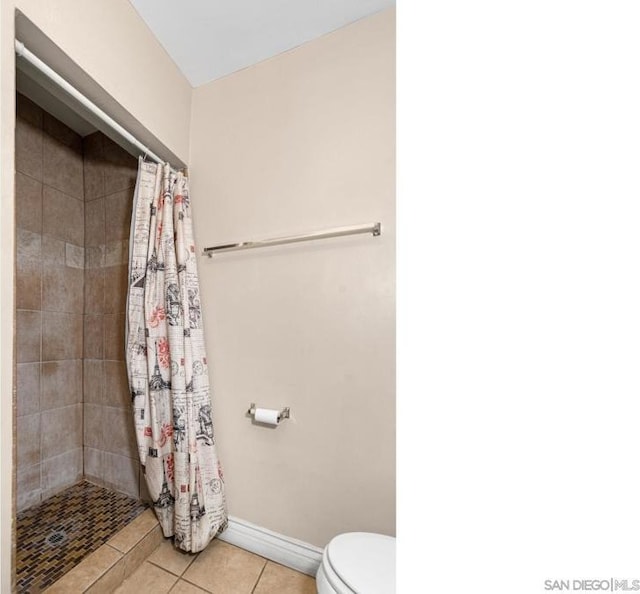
[125,159,227,553]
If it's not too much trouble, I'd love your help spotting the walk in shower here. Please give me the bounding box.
[14,89,148,590]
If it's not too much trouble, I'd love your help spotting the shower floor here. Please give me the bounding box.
[16,481,148,593]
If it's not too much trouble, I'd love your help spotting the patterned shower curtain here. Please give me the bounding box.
[125,159,227,553]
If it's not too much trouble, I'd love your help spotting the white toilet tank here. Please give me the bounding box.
[316,532,396,594]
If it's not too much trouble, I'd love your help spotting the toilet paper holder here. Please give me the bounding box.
[247,403,290,423]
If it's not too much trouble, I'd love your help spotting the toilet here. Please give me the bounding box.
[316,532,396,594]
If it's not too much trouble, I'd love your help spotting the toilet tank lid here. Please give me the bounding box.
[326,532,396,594]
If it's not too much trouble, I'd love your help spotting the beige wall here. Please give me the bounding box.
[1,1,192,590]
[189,8,396,547]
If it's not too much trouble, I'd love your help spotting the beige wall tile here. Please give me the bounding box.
[16,310,41,363]
[115,561,177,594]
[104,360,129,407]
[86,245,106,269]
[16,228,42,263]
[42,312,83,360]
[103,452,139,498]
[66,243,85,268]
[16,256,42,311]
[108,509,159,554]
[84,446,104,484]
[42,265,84,313]
[44,112,82,151]
[84,359,105,403]
[16,228,43,309]
[41,360,82,410]
[84,404,108,450]
[182,541,266,593]
[105,190,134,242]
[85,315,105,359]
[148,539,196,577]
[85,267,105,314]
[43,186,84,246]
[17,412,40,468]
[104,265,128,314]
[17,362,40,417]
[43,133,84,200]
[85,197,106,247]
[41,448,83,499]
[17,93,43,127]
[103,136,138,195]
[16,463,41,512]
[84,403,137,458]
[41,404,83,458]
[102,406,137,458]
[15,172,43,233]
[83,132,105,201]
[106,240,128,267]
[104,315,126,361]
[42,235,66,267]
[253,561,317,594]
[15,118,43,181]
[82,130,103,155]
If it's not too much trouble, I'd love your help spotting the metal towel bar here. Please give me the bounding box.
[203,222,381,257]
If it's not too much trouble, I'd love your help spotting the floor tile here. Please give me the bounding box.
[108,508,158,553]
[148,538,197,576]
[114,561,178,593]
[169,579,210,593]
[253,561,317,594]
[182,540,266,594]
[45,545,122,593]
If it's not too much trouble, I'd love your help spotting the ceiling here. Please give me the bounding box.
[16,0,393,141]
[129,0,394,87]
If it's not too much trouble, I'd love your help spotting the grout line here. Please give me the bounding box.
[179,574,215,593]
[105,543,124,558]
[251,559,268,594]
[44,185,85,204]
[147,546,198,578]
[14,170,44,188]
[17,168,86,204]
[32,120,45,504]
[145,556,168,573]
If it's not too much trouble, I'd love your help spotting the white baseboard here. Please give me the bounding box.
[218,516,323,577]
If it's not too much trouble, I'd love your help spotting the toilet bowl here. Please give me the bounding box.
[315,532,395,594]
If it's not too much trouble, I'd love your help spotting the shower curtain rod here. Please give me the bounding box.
[15,39,174,170]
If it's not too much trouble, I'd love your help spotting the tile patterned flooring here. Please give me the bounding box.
[114,539,318,594]
[16,480,317,593]
[16,481,148,592]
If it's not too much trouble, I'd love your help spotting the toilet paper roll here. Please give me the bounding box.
[254,407,280,426]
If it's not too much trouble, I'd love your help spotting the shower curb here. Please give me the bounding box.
[44,509,162,593]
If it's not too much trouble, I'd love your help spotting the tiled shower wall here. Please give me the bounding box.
[16,94,85,511]
[81,130,143,500]
[15,93,144,510]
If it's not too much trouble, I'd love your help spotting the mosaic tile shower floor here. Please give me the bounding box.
[16,481,149,593]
